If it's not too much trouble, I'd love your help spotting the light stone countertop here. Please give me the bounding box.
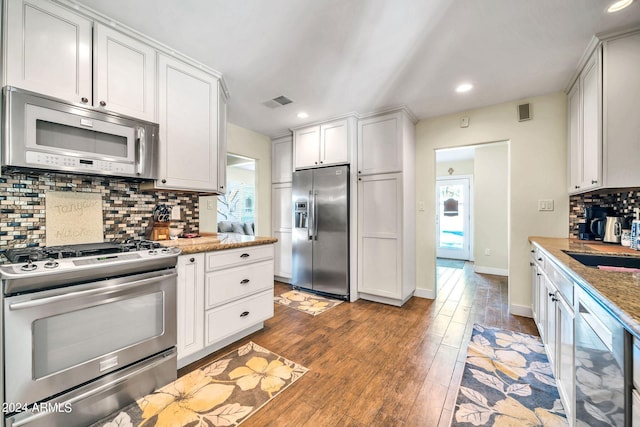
[529,236,640,338]
[157,233,277,255]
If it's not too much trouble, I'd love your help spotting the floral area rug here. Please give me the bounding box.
[93,342,308,427]
[274,289,343,316]
[452,324,568,426]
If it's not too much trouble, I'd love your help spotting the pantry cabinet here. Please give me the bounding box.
[293,118,352,169]
[357,109,415,306]
[176,253,205,360]
[272,183,292,282]
[5,0,157,121]
[5,0,92,104]
[272,135,293,183]
[155,54,224,192]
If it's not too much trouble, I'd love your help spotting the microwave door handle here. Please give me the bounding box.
[136,127,146,176]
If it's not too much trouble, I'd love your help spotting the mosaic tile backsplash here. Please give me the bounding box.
[0,170,200,250]
[570,189,640,237]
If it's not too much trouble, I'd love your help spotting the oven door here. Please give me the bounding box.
[4,269,177,406]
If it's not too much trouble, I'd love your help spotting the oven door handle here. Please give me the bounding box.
[8,272,177,311]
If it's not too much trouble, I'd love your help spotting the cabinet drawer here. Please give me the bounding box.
[205,260,274,309]
[205,290,274,346]
[206,245,273,271]
[546,261,574,305]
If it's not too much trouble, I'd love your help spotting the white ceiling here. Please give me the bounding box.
[73,0,640,137]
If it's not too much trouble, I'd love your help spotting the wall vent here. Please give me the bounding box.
[262,95,294,109]
[517,103,532,122]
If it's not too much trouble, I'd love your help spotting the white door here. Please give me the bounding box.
[436,177,471,260]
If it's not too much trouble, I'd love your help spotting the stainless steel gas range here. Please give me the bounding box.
[0,241,181,426]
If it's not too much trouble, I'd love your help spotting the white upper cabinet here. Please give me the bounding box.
[293,118,351,169]
[5,0,157,121]
[94,23,157,121]
[580,51,602,192]
[5,0,92,104]
[156,54,221,192]
[357,112,403,175]
[603,31,640,188]
[217,86,228,194]
[272,135,293,183]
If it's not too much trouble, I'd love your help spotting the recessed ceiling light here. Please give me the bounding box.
[608,0,633,12]
[297,112,309,119]
[455,83,473,93]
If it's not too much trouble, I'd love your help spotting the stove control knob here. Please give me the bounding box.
[148,249,158,255]
[44,258,59,269]
[21,260,37,272]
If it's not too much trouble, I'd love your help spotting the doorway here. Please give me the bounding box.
[436,176,471,260]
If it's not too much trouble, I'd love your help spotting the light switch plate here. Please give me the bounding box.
[538,199,554,211]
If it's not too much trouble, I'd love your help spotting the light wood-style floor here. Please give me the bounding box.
[179,261,538,426]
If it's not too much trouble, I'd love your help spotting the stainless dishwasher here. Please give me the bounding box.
[575,285,626,426]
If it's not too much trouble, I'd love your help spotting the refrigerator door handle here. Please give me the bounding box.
[313,191,319,240]
[308,190,314,240]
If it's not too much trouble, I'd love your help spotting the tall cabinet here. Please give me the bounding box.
[357,109,416,306]
[271,135,293,283]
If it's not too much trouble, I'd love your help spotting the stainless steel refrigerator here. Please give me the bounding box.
[292,165,349,299]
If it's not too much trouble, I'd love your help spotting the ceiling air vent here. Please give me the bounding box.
[262,95,294,109]
[517,103,532,122]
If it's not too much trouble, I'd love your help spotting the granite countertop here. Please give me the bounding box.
[529,236,640,338]
[157,233,277,255]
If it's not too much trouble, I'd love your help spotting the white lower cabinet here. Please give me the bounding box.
[530,243,575,424]
[176,244,275,368]
[177,253,205,360]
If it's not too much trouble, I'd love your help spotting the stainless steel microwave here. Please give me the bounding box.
[2,86,158,179]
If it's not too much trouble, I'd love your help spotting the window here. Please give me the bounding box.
[217,154,256,225]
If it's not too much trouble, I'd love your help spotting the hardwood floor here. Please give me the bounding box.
[179,262,538,426]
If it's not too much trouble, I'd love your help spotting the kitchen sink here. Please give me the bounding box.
[563,251,640,269]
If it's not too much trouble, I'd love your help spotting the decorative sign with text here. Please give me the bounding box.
[45,192,104,246]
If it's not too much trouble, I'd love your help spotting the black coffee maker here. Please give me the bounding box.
[579,206,612,240]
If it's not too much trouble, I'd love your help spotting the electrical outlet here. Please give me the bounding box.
[484,248,491,256]
[418,201,425,212]
[538,199,554,211]
[207,200,215,210]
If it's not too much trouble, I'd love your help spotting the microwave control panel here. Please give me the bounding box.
[25,151,134,174]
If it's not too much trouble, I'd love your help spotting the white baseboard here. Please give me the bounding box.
[413,288,435,299]
[474,265,508,276]
[510,304,533,318]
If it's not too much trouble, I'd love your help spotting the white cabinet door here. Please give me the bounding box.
[320,119,349,165]
[567,83,583,193]
[357,173,402,299]
[94,23,156,121]
[358,112,402,175]
[544,277,557,369]
[272,183,292,280]
[581,51,602,191]
[603,32,640,188]
[294,126,320,169]
[272,135,293,183]
[5,0,92,103]
[177,253,205,360]
[556,294,575,424]
[217,84,228,193]
[157,54,220,191]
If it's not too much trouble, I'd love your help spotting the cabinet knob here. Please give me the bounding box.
[189,257,195,263]
[548,292,554,297]
[358,171,361,174]
[320,161,323,164]
[240,279,250,285]
[358,178,362,181]
[551,297,558,302]
[575,185,580,189]
[315,161,318,165]
[240,311,250,317]
[161,179,167,184]
[99,100,106,107]
[220,185,224,189]
[538,258,543,261]
[81,97,89,103]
